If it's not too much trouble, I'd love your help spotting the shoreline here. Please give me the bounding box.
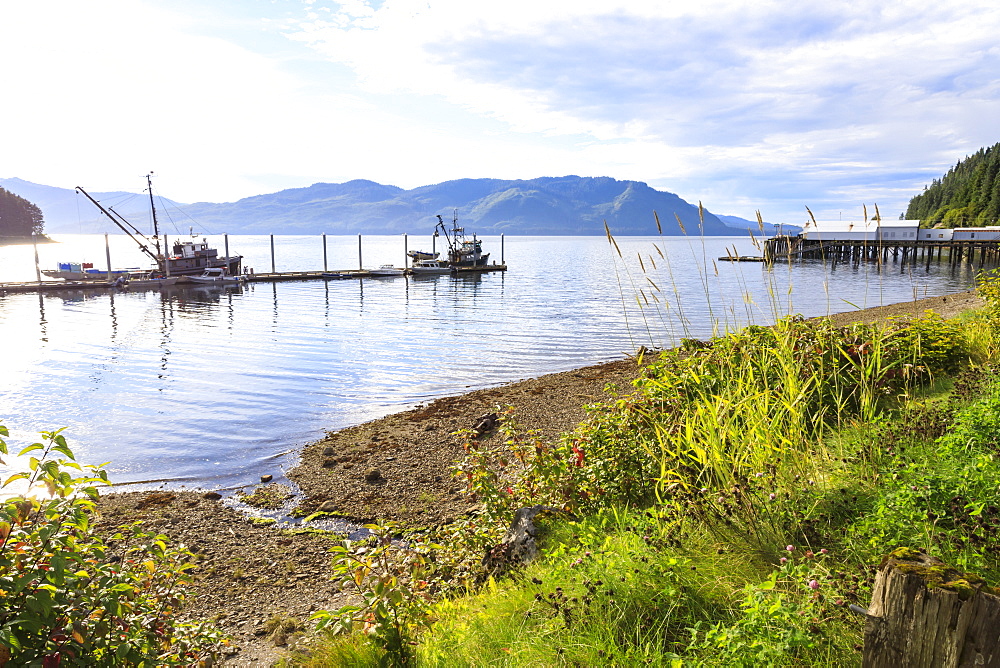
[92,288,985,665]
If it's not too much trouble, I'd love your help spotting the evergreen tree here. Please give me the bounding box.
[0,187,45,236]
[906,142,1000,227]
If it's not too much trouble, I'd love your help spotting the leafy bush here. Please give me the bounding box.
[0,425,226,666]
[310,523,439,667]
[683,548,857,666]
[842,377,1000,575]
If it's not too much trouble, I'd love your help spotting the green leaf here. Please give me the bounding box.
[3,473,28,487]
[17,442,44,456]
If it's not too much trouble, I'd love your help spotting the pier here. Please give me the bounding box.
[762,236,1000,270]
[0,264,507,294]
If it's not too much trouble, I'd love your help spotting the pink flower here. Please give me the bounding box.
[808,580,819,590]
[786,545,795,552]
[780,557,788,565]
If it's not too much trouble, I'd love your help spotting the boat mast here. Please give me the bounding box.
[75,187,160,264]
[435,214,455,253]
[146,171,162,257]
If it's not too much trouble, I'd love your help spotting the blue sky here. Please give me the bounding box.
[1,0,997,225]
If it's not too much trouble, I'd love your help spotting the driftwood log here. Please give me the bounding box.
[863,548,1000,667]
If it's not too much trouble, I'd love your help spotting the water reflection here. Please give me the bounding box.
[0,236,983,493]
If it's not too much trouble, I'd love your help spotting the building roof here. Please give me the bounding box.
[802,219,919,233]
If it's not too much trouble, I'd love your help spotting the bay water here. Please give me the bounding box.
[0,233,978,491]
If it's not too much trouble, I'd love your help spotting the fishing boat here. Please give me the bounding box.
[435,212,490,268]
[73,173,242,279]
[409,259,451,275]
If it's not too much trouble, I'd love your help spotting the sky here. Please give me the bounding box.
[1,0,998,225]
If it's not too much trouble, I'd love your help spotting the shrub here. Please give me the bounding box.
[0,425,226,666]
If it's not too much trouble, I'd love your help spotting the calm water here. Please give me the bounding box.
[0,234,979,491]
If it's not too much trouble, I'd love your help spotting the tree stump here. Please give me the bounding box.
[864,548,1000,667]
[481,505,563,575]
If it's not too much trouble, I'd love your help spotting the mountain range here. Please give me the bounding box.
[0,176,789,237]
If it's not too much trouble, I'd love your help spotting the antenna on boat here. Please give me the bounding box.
[145,171,161,257]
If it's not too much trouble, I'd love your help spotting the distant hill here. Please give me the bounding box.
[715,214,798,237]
[0,176,762,236]
[0,178,183,234]
[905,142,1000,227]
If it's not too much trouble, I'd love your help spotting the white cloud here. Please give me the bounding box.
[1,0,998,223]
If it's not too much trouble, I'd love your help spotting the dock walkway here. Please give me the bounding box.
[0,264,507,294]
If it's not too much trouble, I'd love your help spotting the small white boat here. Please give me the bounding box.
[368,264,405,277]
[181,267,246,284]
[409,259,451,275]
[406,250,439,262]
[123,275,180,289]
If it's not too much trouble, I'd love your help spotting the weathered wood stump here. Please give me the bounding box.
[482,505,563,575]
[864,548,1000,667]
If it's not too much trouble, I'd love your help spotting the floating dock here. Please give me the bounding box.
[1,264,508,294]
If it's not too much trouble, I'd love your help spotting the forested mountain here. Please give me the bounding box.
[906,142,1000,226]
[0,176,759,236]
[0,186,44,236]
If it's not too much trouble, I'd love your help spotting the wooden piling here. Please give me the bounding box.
[32,237,42,285]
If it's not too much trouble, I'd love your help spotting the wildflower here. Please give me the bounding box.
[820,548,829,555]
[808,580,820,590]
[769,493,776,501]
[786,545,795,552]
[780,557,788,565]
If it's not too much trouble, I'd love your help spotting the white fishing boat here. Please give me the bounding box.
[409,259,451,275]
[367,264,405,277]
